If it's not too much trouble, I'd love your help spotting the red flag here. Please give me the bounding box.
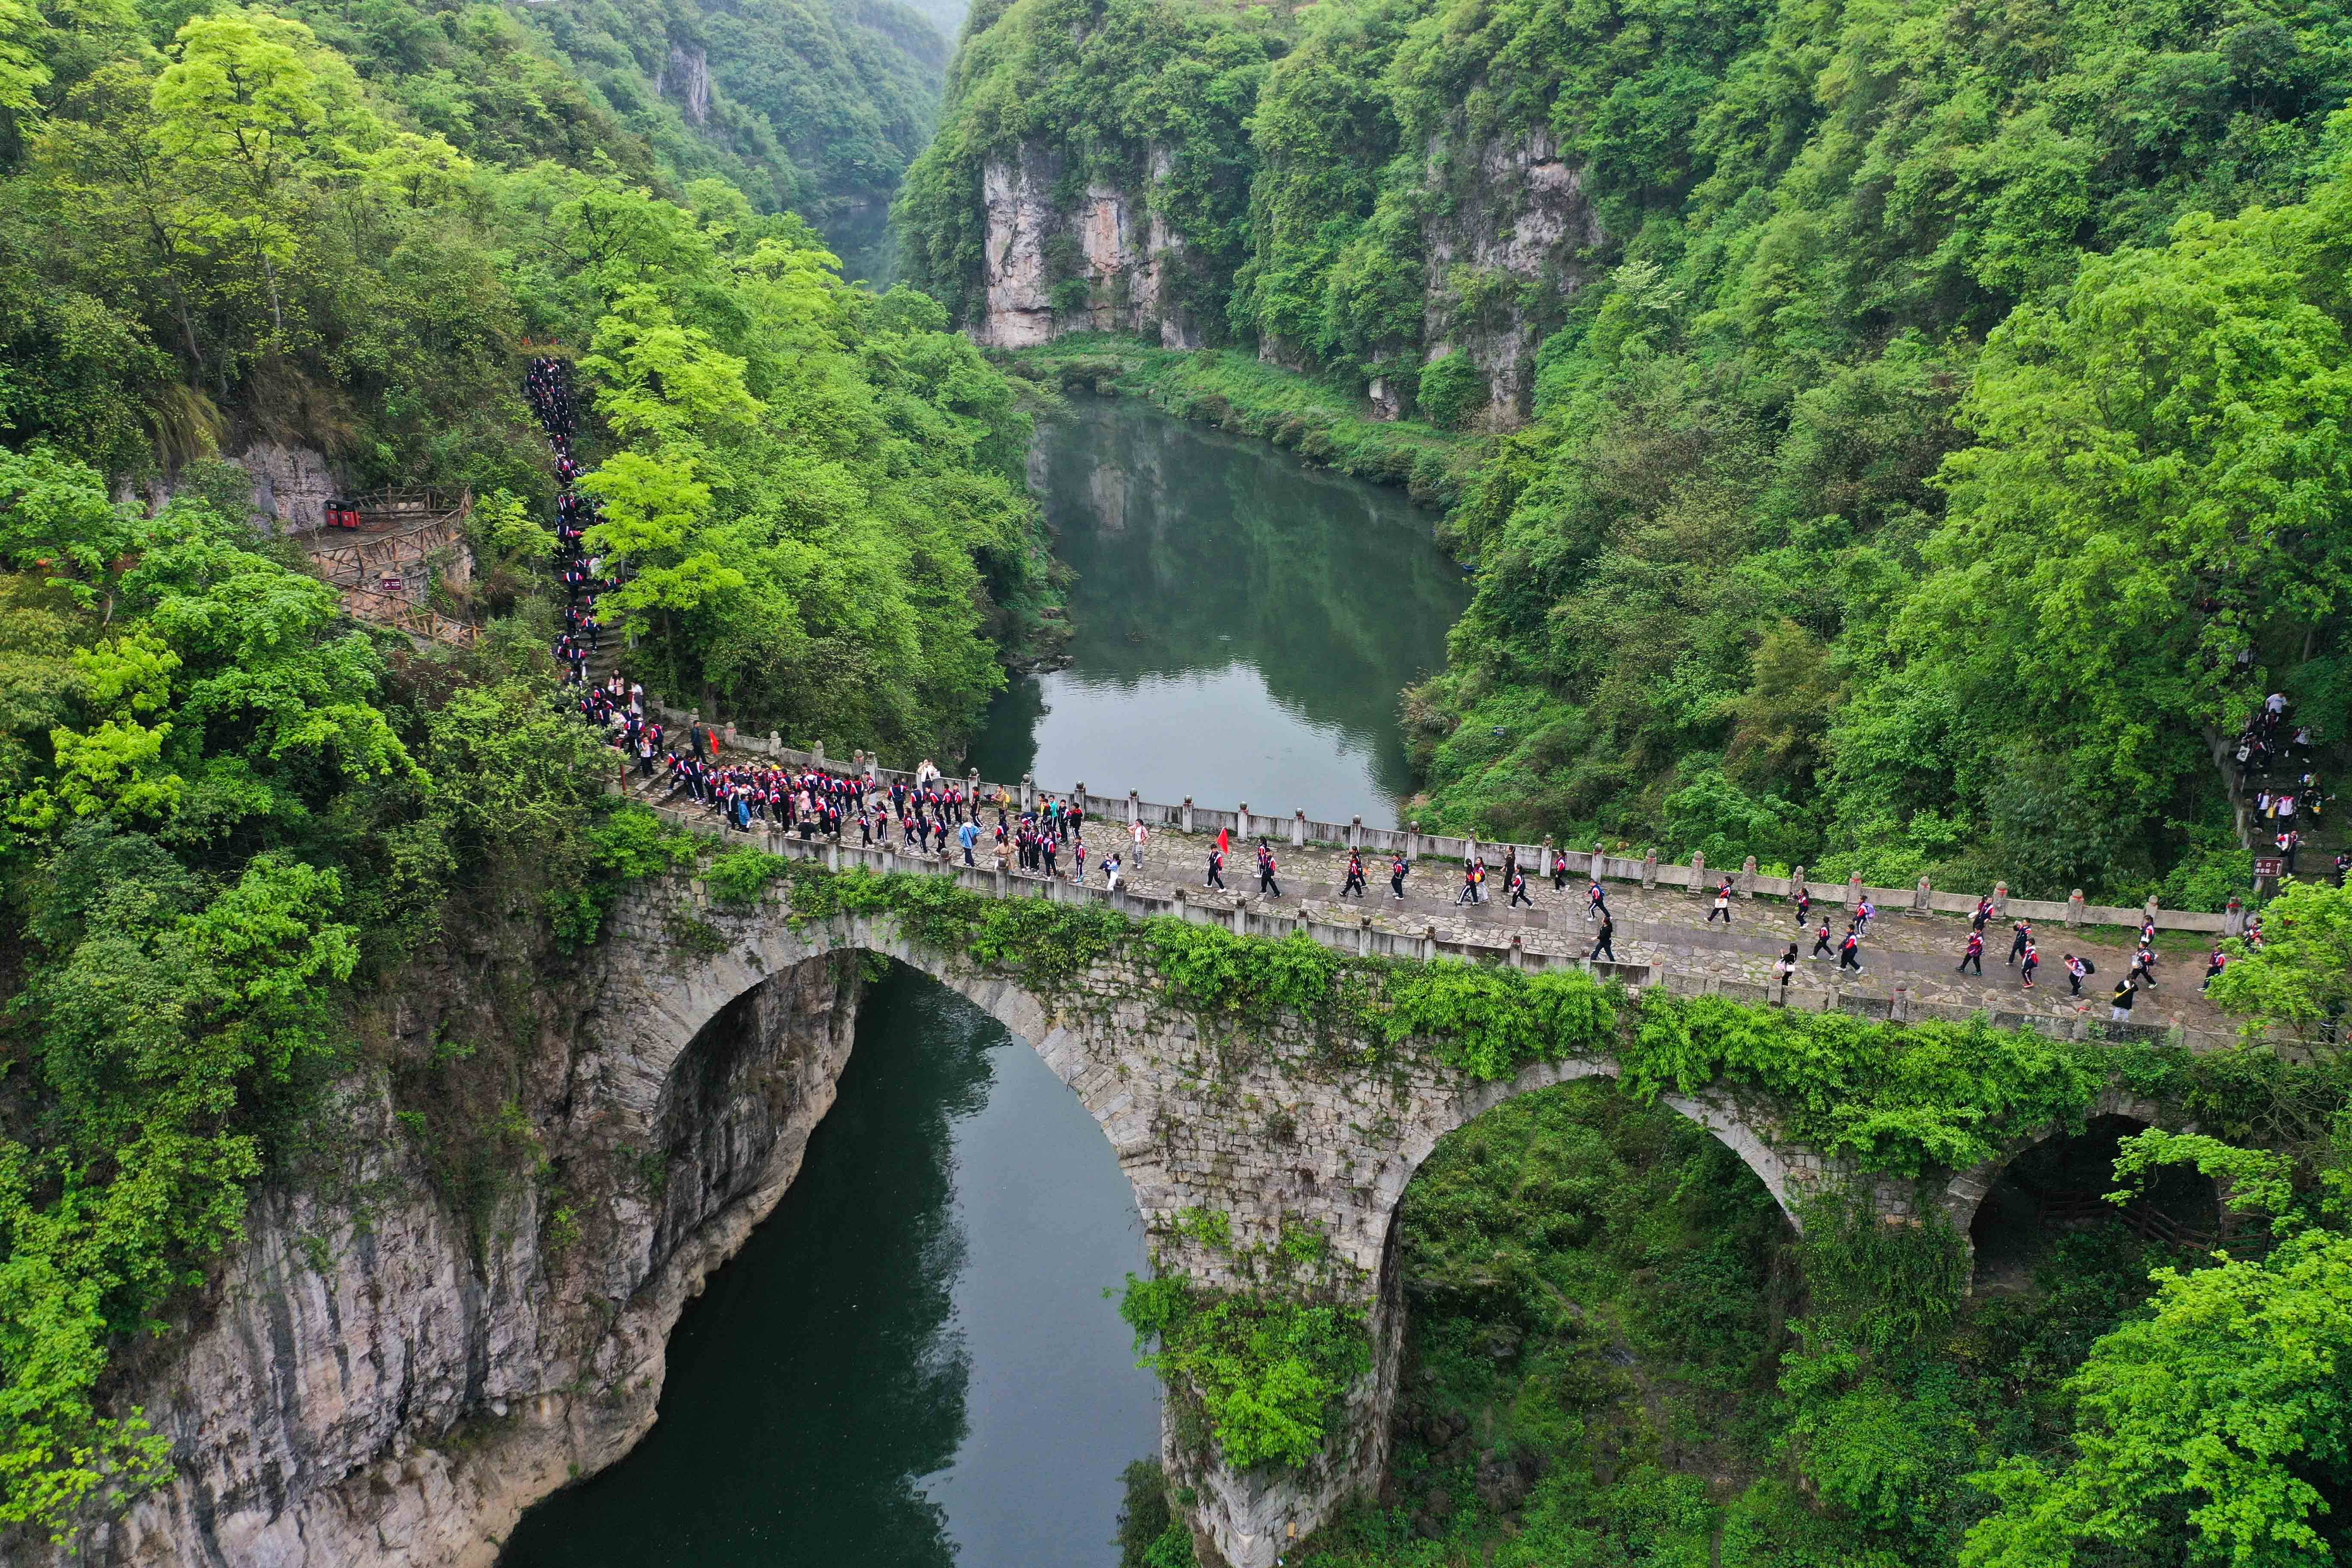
[1216,826,1229,857]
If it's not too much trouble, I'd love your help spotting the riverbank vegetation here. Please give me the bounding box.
[0,0,1047,1537]
[897,0,2352,905]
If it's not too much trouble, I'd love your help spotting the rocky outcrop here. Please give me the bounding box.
[975,144,1196,349]
[1421,126,1603,422]
[28,929,865,1568]
[117,442,346,531]
[657,43,712,127]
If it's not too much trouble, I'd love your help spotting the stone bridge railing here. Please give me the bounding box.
[612,760,2253,1056]
[645,701,2254,939]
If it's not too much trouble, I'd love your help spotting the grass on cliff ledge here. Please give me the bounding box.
[1001,334,1482,509]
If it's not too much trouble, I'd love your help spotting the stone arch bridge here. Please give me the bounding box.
[589,863,2175,1568]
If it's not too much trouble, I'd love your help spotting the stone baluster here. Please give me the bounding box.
[1351,815,1363,850]
[1230,900,1246,935]
[1692,849,1707,890]
[1129,790,1141,826]
[1292,809,1306,848]
[1021,772,1035,812]
[1239,802,1251,841]
[1421,924,1437,962]
[1743,855,1759,897]
[1358,915,1372,956]
[1183,797,1195,833]
[1509,934,1525,970]
[2224,895,2246,936]
[1992,880,2009,918]
[1913,874,1931,914]
[1541,837,1554,879]
[2066,888,2086,927]
[1846,872,1864,909]
[1641,850,1657,890]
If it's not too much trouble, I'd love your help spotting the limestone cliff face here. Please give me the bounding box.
[24,916,864,1568]
[968,125,1597,425]
[975,144,1197,350]
[1419,125,1603,423]
[657,42,712,128]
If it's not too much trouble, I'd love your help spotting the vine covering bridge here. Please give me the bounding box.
[613,702,2282,1055]
[580,714,2286,1565]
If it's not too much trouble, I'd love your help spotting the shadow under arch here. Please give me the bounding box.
[1943,1096,2216,1295]
[513,952,1158,1567]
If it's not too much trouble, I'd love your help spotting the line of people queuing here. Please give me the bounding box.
[2236,692,2330,872]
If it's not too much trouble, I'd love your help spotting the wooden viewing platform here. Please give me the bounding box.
[303,487,479,648]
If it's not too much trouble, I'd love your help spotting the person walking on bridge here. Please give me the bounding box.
[1342,850,1367,898]
[1709,882,1733,923]
[2064,952,2091,996]
[1207,845,1226,889]
[1958,929,1984,974]
[1587,877,1609,921]
[1552,856,1570,893]
[1773,944,1798,996]
[1810,916,1834,959]
[2007,919,2033,966]
[1591,911,1616,962]
[2020,940,2040,989]
[1793,885,1811,926]
[1508,868,1533,908]
[1131,818,1149,871]
[1391,852,1409,899]
[1838,927,1864,973]
[2110,976,2139,1023]
[958,819,978,867]
[1256,842,1281,897]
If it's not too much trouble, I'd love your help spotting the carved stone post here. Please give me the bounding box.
[1230,900,1246,935]
[1358,915,1372,956]
[1421,924,1437,962]
[1292,809,1306,848]
[1239,802,1251,841]
[1642,850,1657,890]
[2225,896,2246,936]
[1021,773,1035,812]
[1183,797,1195,833]
[1129,790,1141,826]
[1992,881,2009,918]
[1351,815,1363,850]
[1744,855,1760,897]
[1692,849,1707,891]
[1913,875,1932,915]
[2066,889,2086,927]
[1541,837,1554,879]
[1508,934,1525,970]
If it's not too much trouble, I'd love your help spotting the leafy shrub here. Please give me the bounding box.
[1416,352,1487,430]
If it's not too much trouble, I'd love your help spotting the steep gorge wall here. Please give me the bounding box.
[26,929,866,1568]
[974,143,1197,349]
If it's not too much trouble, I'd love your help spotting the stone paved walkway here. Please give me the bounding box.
[1095,829,2232,1035]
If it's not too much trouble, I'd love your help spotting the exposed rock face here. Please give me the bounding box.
[657,43,712,127]
[1420,126,1604,422]
[235,441,346,532]
[975,144,1195,349]
[29,941,864,1568]
[966,125,1598,425]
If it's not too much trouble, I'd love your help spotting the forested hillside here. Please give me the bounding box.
[899,0,2352,903]
[0,0,1044,1538]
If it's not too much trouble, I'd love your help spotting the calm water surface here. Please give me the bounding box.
[968,398,1469,827]
[502,400,1463,1568]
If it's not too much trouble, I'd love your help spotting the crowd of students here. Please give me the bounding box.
[2236,692,2331,873]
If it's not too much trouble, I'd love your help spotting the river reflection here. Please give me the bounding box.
[497,971,1157,1567]
[966,398,1468,826]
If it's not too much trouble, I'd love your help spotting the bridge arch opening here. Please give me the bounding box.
[1966,1113,2220,1295]
[519,952,1161,1563]
[1370,1079,1798,1537]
